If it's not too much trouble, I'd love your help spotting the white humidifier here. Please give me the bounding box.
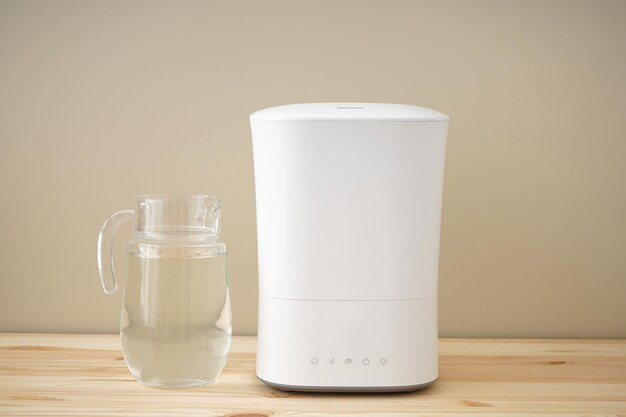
[250,103,449,392]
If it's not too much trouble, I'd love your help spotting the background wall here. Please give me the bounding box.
[1,0,625,338]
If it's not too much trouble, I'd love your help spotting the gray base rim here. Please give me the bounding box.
[257,376,438,393]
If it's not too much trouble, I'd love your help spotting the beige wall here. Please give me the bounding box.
[1,0,625,338]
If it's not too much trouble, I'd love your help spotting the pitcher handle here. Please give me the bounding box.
[97,209,133,294]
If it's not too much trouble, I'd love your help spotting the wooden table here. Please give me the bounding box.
[1,334,625,416]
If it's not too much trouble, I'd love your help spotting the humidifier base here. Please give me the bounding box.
[258,377,437,393]
[256,295,438,392]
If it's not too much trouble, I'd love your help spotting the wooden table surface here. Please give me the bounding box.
[0,334,625,416]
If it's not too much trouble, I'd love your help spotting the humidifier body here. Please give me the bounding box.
[250,103,448,392]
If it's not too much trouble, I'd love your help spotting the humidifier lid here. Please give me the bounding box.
[250,103,448,122]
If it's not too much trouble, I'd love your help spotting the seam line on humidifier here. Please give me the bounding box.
[260,294,437,302]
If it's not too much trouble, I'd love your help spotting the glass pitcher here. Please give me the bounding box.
[97,194,231,389]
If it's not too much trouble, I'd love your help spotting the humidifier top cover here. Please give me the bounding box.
[250,102,449,122]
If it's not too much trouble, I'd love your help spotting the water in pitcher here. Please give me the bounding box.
[121,249,231,389]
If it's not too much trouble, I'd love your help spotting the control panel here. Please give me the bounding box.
[309,356,389,366]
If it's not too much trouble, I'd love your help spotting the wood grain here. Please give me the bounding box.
[0,334,625,416]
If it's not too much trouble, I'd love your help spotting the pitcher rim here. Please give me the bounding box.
[137,194,220,202]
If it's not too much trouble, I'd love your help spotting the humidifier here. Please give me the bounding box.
[250,103,448,392]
